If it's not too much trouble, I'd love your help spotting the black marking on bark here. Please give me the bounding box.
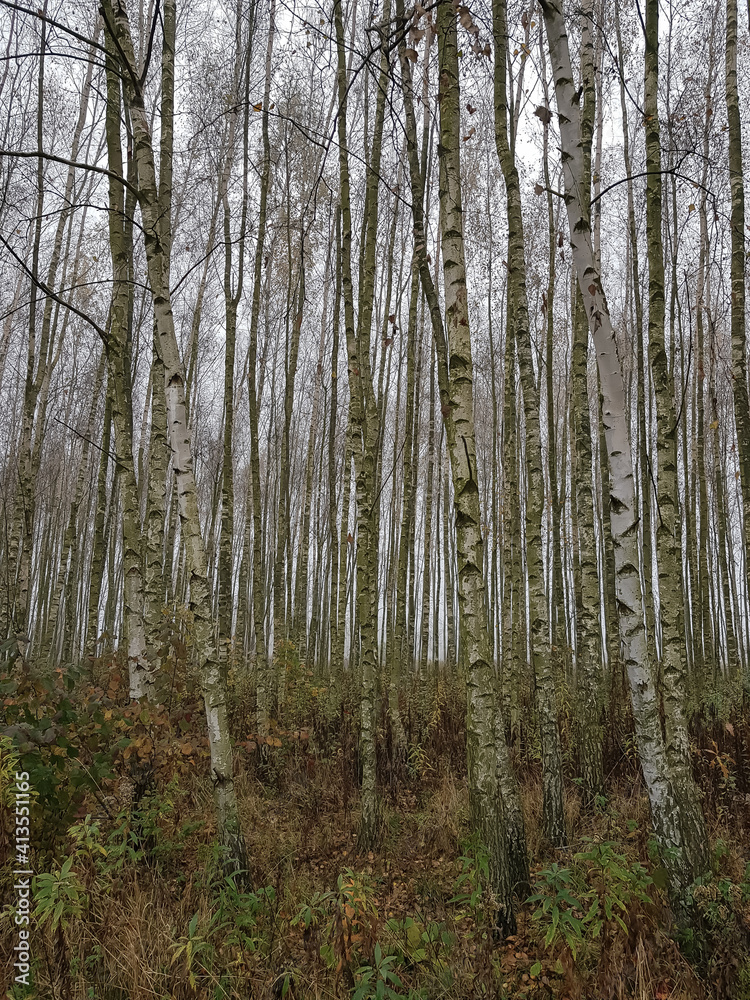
[644,446,665,527]
[622,517,640,538]
[462,436,474,487]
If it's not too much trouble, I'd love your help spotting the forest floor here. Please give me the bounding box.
[1,647,750,999]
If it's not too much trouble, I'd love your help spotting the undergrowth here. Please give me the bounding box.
[1,637,750,999]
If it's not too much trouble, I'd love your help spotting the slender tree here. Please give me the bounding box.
[540,0,709,900]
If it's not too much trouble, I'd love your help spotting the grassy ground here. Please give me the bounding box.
[1,647,749,999]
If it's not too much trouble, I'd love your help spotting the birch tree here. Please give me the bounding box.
[102,0,248,876]
[540,0,709,901]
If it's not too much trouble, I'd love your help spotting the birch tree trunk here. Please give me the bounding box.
[143,0,175,659]
[502,318,521,744]
[435,0,521,931]
[726,0,750,685]
[643,0,706,834]
[613,0,656,689]
[568,0,603,798]
[334,0,384,848]
[329,207,346,691]
[247,0,274,736]
[392,265,419,756]
[217,30,245,658]
[493,0,565,847]
[103,0,247,876]
[102,33,152,701]
[540,0,709,901]
[695,72,716,680]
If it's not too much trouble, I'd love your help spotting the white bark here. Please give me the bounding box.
[103,0,247,875]
[540,0,708,897]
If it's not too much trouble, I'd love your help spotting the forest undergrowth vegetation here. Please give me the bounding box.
[1,627,750,1000]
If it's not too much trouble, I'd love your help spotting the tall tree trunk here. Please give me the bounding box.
[144,0,175,660]
[247,0,274,735]
[219,0,253,661]
[695,76,716,680]
[493,0,565,847]
[540,0,709,901]
[643,0,700,822]
[392,266,419,754]
[329,207,345,689]
[103,33,152,700]
[103,0,248,876]
[726,0,750,684]
[434,0,521,931]
[568,0,604,798]
[334,0,385,848]
[614,0,655,693]
[502,319,521,744]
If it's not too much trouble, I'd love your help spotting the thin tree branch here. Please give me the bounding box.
[0,149,139,196]
[53,416,117,462]
[0,0,107,55]
[138,0,161,87]
[0,232,107,342]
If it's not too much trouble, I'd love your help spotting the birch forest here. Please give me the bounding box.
[1,0,750,996]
